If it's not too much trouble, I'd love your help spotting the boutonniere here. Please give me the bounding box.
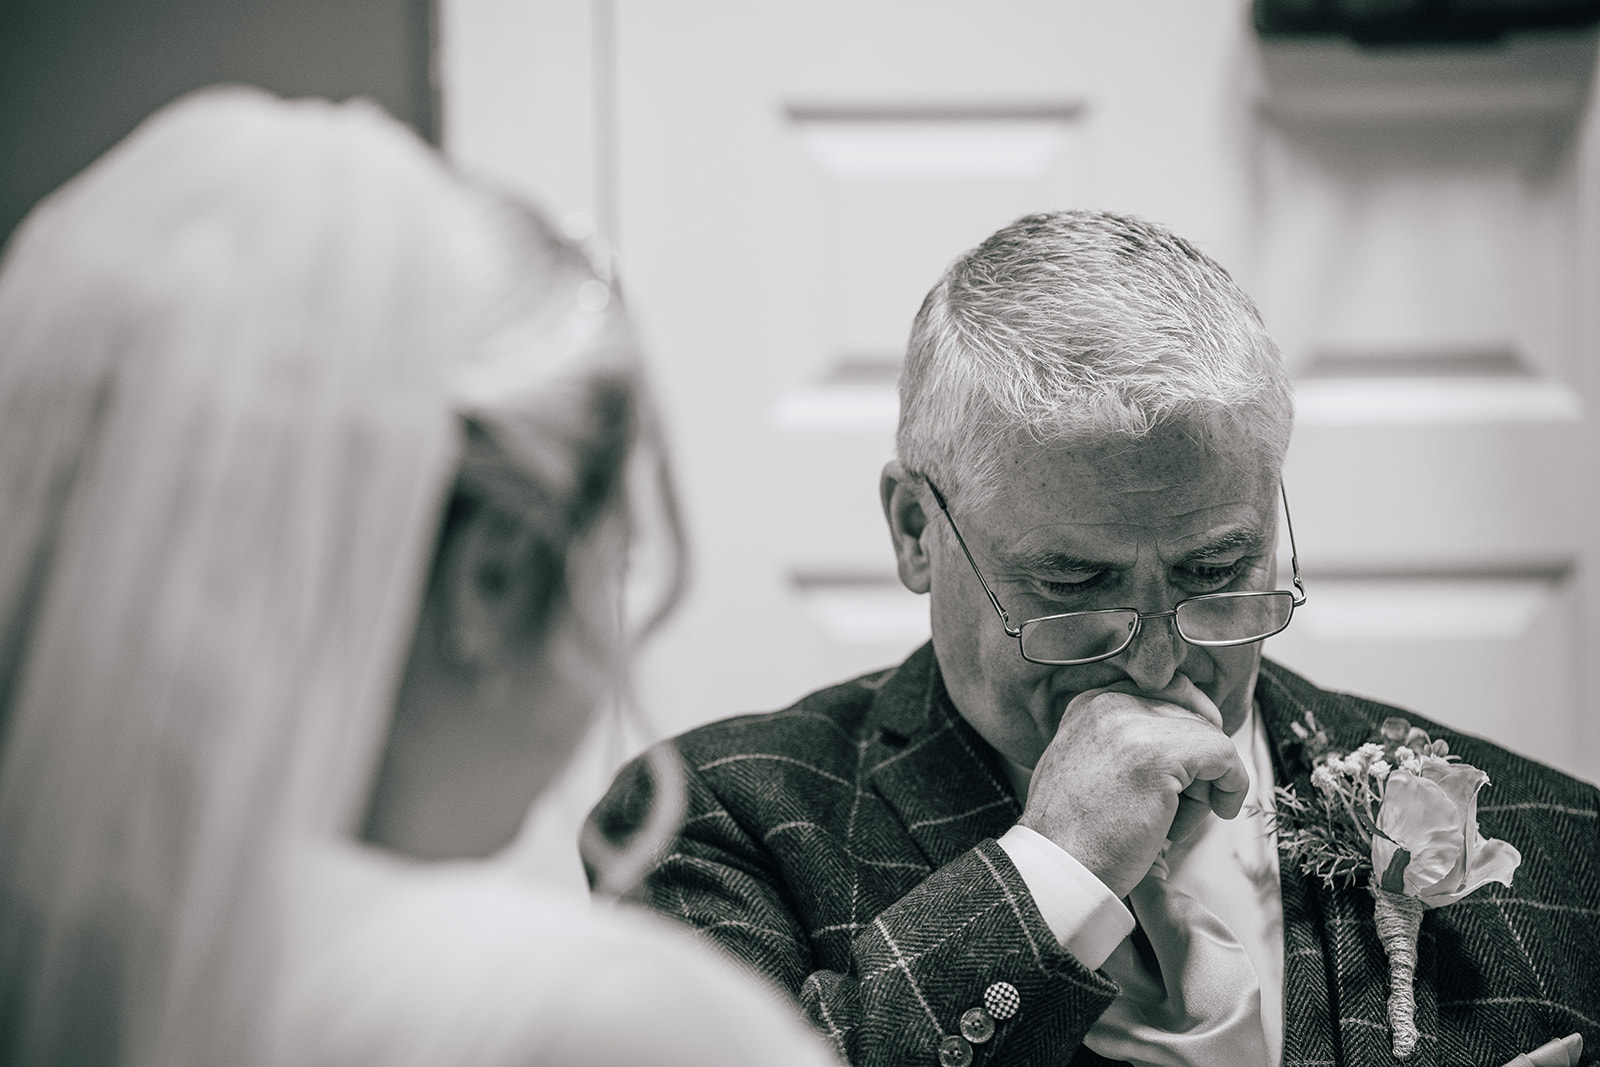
[1267,713,1523,1059]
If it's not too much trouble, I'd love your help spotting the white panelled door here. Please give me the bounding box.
[446,0,1600,786]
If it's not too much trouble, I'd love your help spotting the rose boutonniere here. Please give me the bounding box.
[1268,713,1522,1059]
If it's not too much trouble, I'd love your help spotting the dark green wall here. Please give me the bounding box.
[0,0,436,249]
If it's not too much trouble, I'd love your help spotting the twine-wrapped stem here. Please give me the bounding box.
[1371,880,1425,1059]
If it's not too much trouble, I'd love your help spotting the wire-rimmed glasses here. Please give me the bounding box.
[924,479,1307,666]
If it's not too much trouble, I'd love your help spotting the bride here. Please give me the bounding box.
[0,86,837,1067]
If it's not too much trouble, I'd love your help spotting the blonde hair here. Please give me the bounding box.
[0,87,677,1065]
[897,210,1293,507]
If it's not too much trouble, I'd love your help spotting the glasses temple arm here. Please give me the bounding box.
[1281,483,1307,607]
[924,480,1024,639]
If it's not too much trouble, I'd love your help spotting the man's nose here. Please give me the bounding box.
[1118,610,1185,691]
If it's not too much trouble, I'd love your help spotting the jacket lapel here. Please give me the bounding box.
[1258,661,1440,1067]
[865,644,1021,869]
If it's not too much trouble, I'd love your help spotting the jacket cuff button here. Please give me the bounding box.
[937,1035,973,1067]
[960,1007,996,1044]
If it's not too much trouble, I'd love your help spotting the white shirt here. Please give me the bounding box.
[996,702,1284,1066]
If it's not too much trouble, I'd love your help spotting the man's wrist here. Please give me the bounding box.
[996,824,1135,971]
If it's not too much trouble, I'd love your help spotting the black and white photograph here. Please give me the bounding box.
[3,2,1599,1064]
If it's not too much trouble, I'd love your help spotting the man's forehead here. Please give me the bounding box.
[999,432,1274,505]
[973,425,1279,557]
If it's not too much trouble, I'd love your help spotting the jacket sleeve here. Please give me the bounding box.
[583,750,1120,1066]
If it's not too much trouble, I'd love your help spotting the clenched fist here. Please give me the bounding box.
[1017,674,1249,899]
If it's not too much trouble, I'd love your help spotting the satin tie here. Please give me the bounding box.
[1083,854,1269,1067]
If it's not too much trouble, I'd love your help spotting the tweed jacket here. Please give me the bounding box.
[585,643,1600,1066]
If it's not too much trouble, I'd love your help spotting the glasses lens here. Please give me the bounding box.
[1176,592,1294,644]
[1019,610,1138,664]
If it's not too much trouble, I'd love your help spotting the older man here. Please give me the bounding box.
[585,211,1600,1066]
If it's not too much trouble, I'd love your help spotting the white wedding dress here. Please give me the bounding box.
[269,843,839,1067]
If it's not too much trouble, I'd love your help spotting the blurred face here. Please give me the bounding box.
[508,513,628,797]
[923,417,1279,770]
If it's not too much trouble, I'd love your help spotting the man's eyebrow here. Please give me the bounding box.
[1174,526,1270,561]
[1005,548,1121,574]
[1005,527,1269,573]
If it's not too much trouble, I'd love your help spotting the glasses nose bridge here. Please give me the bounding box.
[1118,603,1181,655]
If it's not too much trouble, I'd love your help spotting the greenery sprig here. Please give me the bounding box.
[1261,712,1456,889]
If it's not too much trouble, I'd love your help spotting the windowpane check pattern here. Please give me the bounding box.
[923,479,1307,666]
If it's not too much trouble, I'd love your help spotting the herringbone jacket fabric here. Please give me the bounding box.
[585,643,1600,1066]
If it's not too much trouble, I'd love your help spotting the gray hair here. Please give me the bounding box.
[896,210,1293,506]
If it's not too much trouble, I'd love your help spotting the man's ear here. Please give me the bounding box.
[880,461,932,595]
[443,506,541,673]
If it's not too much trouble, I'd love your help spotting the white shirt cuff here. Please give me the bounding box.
[996,824,1135,972]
